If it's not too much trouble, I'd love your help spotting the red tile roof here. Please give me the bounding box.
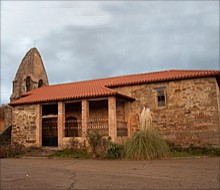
[10,70,220,105]
[105,70,220,87]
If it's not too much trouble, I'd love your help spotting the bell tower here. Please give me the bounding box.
[10,47,49,102]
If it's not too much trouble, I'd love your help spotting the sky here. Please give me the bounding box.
[0,1,219,104]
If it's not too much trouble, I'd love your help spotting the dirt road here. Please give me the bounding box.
[1,157,219,189]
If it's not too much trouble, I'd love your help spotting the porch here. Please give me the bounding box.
[36,96,132,147]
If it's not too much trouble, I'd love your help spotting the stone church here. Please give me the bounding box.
[8,48,220,148]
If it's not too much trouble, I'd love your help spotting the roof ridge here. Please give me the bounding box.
[42,69,219,88]
[169,69,220,72]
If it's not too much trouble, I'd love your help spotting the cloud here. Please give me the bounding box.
[1,1,111,42]
[1,1,219,104]
[41,1,219,81]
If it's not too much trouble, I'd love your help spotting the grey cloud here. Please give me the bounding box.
[40,0,219,85]
[1,1,219,104]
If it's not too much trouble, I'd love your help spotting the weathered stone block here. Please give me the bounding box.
[26,140,36,143]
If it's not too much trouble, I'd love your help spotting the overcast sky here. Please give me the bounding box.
[1,1,219,104]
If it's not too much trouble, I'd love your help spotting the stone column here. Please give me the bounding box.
[125,101,131,137]
[36,104,42,147]
[58,102,65,147]
[108,96,117,142]
[82,99,89,138]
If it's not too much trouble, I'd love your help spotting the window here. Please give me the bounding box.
[157,89,166,107]
[38,79,43,88]
[25,76,31,92]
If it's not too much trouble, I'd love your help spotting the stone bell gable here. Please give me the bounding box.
[10,47,49,102]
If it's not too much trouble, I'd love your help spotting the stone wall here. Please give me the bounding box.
[0,106,5,132]
[0,105,12,132]
[114,77,220,147]
[5,105,12,129]
[11,104,37,147]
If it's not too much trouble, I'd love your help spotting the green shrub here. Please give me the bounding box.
[87,130,102,155]
[204,146,220,156]
[87,130,110,158]
[105,143,124,159]
[125,129,169,160]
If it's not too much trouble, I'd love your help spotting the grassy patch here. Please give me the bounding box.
[169,150,197,158]
[49,149,91,159]
[168,143,220,158]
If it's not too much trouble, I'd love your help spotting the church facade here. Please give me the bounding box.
[9,48,220,148]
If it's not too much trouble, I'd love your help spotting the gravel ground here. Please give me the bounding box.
[0,157,219,190]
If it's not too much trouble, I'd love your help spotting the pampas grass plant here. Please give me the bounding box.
[125,128,169,160]
[125,107,169,160]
